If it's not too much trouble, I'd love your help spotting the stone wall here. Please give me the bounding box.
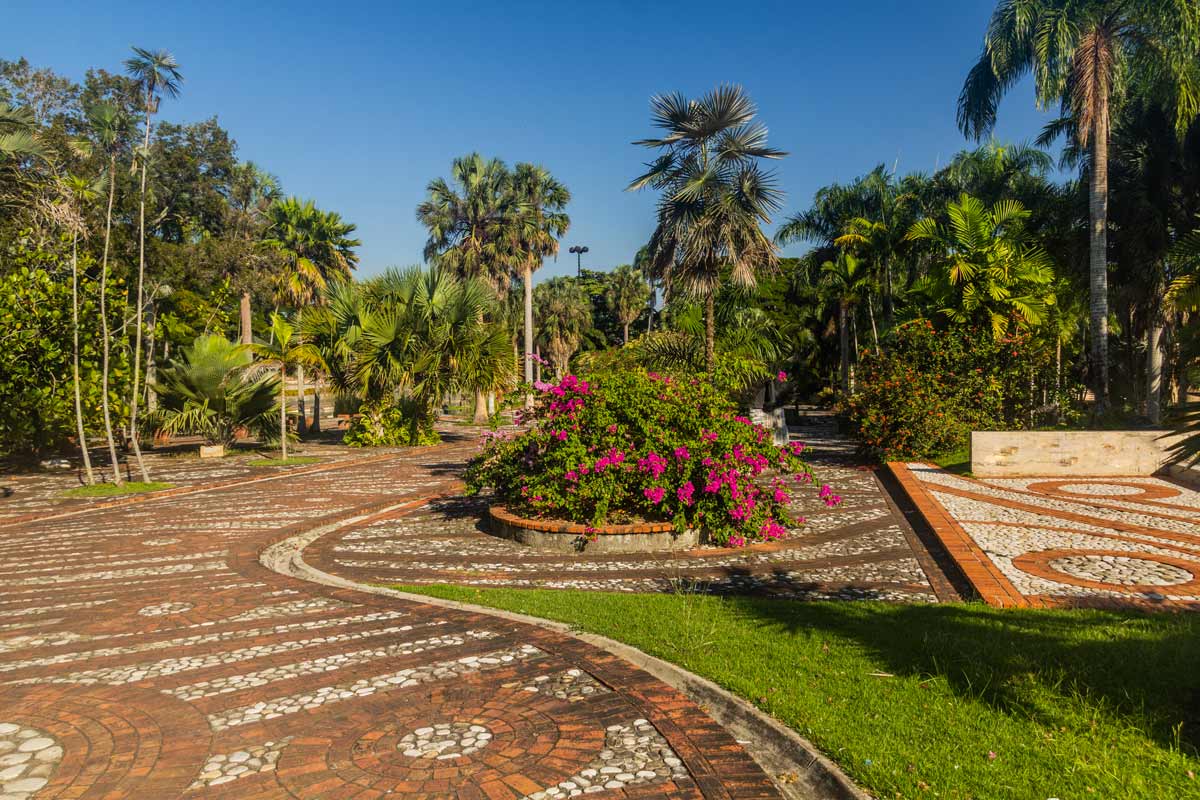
[970,430,1185,477]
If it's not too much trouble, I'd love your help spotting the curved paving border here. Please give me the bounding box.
[264,494,871,800]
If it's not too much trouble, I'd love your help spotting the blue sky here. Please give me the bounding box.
[5,1,1055,279]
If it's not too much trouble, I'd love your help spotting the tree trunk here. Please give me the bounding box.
[1088,107,1111,416]
[279,365,288,460]
[623,321,630,345]
[704,291,716,372]
[145,302,157,414]
[310,380,322,434]
[296,364,307,435]
[1147,316,1163,425]
[128,103,153,483]
[867,295,880,354]
[99,154,123,486]
[473,390,489,424]
[882,260,894,327]
[523,262,534,408]
[240,291,253,344]
[70,232,95,485]
[838,301,850,393]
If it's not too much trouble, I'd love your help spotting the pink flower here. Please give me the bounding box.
[773,488,790,504]
[673,446,689,461]
[728,535,746,548]
[777,370,788,382]
[554,430,568,441]
[676,481,695,506]
[607,424,617,433]
[643,487,665,504]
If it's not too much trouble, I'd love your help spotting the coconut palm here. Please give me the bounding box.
[958,0,1200,412]
[605,264,651,345]
[533,277,592,377]
[243,314,324,460]
[629,85,786,370]
[87,101,130,485]
[905,194,1056,337]
[821,253,873,393]
[509,163,570,403]
[124,46,183,481]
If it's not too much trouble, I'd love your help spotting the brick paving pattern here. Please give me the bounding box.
[0,436,790,799]
[892,463,1200,611]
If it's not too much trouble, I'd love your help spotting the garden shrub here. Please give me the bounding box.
[465,370,839,546]
[343,403,441,447]
[841,320,1059,460]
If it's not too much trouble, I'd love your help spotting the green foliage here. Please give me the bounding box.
[841,320,1064,460]
[465,370,823,546]
[149,334,279,446]
[0,253,127,457]
[343,403,440,447]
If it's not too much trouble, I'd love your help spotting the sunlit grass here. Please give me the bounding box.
[247,456,322,467]
[61,481,174,498]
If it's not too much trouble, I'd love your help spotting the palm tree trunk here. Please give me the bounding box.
[70,232,95,485]
[310,379,322,434]
[145,302,157,414]
[279,365,288,460]
[882,261,894,327]
[523,262,534,408]
[704,291,716,372]
[240,291,252,344]
[623,321,630,345]
[473,390,489,424]
[1147,315,1163,425]
[838,301,850,393]
[867,294,880,354]
[1088,111,1110,415]
[128,106,153,482]
[296,364,307,435]
[99,155,123,486]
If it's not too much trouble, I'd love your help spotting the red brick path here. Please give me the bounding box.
[0,440,784,799]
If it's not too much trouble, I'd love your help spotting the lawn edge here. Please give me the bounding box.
[260,493,874,800]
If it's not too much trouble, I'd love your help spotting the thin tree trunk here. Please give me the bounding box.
[240,291,252,344]
[1147,315,1163,425]
[523,262,534,408]
[623,321,630,345]
[145,301,157,414]
[128,103,153,482]
[310,379,322,435]
[296,364,307,435]
[1088,109,1110,416]
[279,365,288,460]
[867,294,880,354]
[70,231,95,485]
[882,260,894,327]
[99,154,123,486]
[704,291,716,372]
[838,301,850,393]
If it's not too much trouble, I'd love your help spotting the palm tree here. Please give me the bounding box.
[509,163,570,404]
[416,154,518,293]
[605,264,651,344]
[124,46,183,481]
[958,0,1200,412]
[228,162,282,344]
[87,101,129,485]
[533,277,592,377]
[61,173,102,484]
[0,104,46,161]
[905,194,1056,337]
[821,253,873,393]
[629,85,786,370]
[244,314,323,460]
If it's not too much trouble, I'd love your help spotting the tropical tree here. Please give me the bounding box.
[125,46,183,481]
[61,173,101,484]
[905,194,1056,337]
[509,163,570,403]
[227,162,282,343]
[604,264,651,345]
[534,277,592,377]
[821,253,873,392]
[629,85,786,370]
[244,314,323,460]
[87,101,129,484]
[958,0,1200,411]
[0,104,44,161]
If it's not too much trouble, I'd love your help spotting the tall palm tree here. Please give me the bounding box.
[61,173,102,485]
[124,46,183,481]
[509,163,570,405]
[958,0,1200,412]
[605,264,651,344]
[87,101,129,485]
[244,314,323,460]
[629,85,786,370]
[533,277,592,377]
[821,253,873,393]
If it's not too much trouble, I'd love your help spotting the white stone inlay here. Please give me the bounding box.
[1049,554,1193,586]
[399,723,492,759]
[138,602,194,617]
[0,722,62,799]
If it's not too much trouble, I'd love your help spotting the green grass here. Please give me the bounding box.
[931,447,972,475]
[398,586,1200,800]
[61,481,174,498]
[247,456,322,467]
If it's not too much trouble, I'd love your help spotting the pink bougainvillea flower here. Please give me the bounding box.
[773,488,790,504]
[676,481,695,506]
[728,535,746,548]
[673,446,689,461]
[643,486,665,504]
[777,370,788,382]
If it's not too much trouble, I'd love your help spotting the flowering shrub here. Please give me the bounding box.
[465,370,837,546]
[344,403,440,447]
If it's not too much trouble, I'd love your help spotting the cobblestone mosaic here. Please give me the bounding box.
[0,722,62,798]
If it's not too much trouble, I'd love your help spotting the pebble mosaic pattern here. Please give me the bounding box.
[904,464,1200,609]
[398,722,492,759]
[0,723,62,798]
[188,738,292,789]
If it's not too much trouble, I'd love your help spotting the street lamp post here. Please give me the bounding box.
[569,245,589,277]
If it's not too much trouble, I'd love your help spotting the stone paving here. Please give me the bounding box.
[0,435,794,799]
[309,422,953,603]
[893,463,1200,610]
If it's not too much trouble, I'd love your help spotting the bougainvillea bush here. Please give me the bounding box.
[464,370,839,547]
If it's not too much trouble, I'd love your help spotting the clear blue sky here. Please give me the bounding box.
[5,0,1054,280]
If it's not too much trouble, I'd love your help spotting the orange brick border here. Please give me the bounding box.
[489,505,676,536]
[886,463,1028,607]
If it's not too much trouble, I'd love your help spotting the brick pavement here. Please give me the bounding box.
[891,463,1200,611]
[0,436,789,799]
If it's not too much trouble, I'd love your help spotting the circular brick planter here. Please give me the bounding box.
[488,505,700,553]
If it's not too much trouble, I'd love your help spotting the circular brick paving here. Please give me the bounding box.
[398,722,493,759]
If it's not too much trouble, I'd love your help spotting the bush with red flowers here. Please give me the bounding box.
[465,370,836,546]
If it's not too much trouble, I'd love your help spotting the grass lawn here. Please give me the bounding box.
[400,586,1199,800]
[61,481,174,498]
[930,447,971,475]
[247,456,323,467]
